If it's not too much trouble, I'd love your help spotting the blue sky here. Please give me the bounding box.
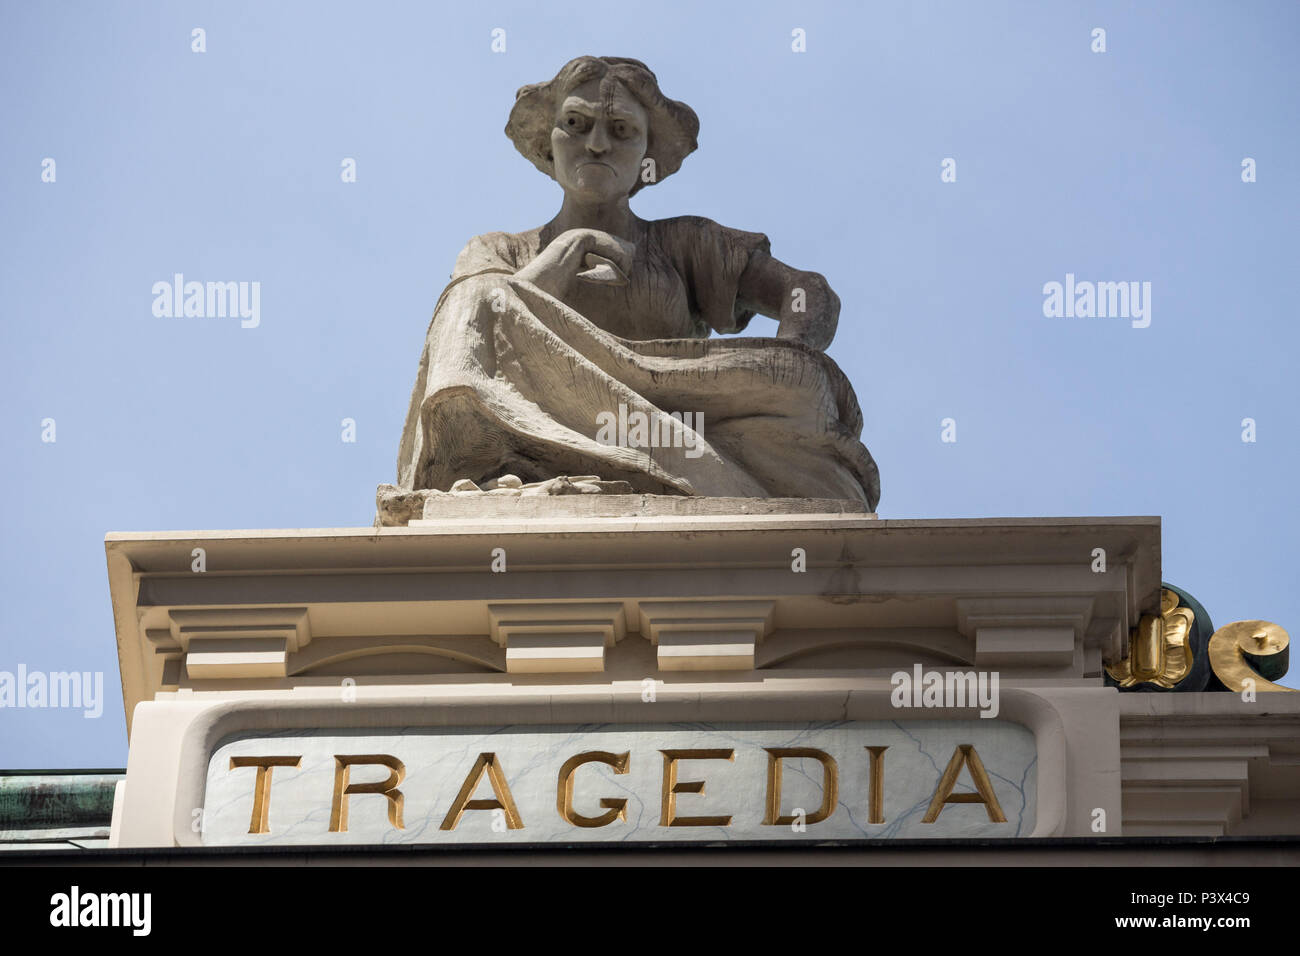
[2,0,1297,767]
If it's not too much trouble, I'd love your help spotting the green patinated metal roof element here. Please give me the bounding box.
[0,769,124,851]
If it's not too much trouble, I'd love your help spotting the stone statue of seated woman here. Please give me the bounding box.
[390,56,880,517]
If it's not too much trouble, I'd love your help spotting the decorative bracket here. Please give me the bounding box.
[638,600,774,671]
[487,602,626,673]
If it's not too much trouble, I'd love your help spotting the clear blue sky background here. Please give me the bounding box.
[2,0,1297,767]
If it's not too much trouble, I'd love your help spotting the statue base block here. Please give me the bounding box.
[413,493,871,523]
[377,482,871,526]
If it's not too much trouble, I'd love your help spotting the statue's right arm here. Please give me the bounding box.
[513,229,636,300]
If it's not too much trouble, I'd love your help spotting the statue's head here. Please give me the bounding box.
[506,56,699,201]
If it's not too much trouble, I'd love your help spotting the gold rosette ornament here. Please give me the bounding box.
[1106,589,1195,688]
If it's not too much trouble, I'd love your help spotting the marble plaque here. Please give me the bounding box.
[201,720,1036,845]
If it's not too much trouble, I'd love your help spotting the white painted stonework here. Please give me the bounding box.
[200,720,1037,845]
[103,514,1300,850]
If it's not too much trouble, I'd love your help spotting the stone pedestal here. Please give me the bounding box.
[102,512,1300,850]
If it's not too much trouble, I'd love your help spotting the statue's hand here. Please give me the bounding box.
[776,306,837,351]
[514,229,636,300]
[738,254,841,352]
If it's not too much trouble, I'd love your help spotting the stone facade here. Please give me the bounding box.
[86,511,1299,856]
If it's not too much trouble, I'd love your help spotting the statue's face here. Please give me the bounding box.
[551,78,648,203]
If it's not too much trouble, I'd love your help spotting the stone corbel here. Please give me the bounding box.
[144,628,183,690]
[170,608,311,680]
[487,602,626,673]
[637,600,775,671]
[955,596,1095,671]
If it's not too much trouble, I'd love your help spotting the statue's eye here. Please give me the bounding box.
[612,120,630,138]
[562,112,591,133]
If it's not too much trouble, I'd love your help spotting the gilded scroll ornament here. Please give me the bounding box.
[1208,620,1293,693]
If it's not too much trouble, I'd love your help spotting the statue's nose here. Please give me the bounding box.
[586,124,610,155]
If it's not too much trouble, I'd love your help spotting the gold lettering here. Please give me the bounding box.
[330,754,406,832]
[762,748,838,825]
[229,756,300,834]
[440,752,524,830]
[921,744,1006,823]
[659,749,734,827]
[557,751,630,828]
[865,746,888,824]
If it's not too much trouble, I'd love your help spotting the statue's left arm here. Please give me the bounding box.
[736,252,841,352]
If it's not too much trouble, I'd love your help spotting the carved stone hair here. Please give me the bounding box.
[505,56,700,196]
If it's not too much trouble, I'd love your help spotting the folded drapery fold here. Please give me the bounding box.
[396,270,880,509]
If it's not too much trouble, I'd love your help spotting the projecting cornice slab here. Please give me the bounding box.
[105,515,1162,733]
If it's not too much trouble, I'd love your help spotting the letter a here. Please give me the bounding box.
[440,753,524,830]
[921,744,1007,823]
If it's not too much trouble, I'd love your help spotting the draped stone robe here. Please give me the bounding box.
[396,215,880,509]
